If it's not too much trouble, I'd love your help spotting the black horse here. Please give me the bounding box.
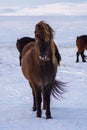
[16,37,35,66]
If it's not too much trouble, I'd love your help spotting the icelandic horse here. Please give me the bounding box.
[21,21,64,119]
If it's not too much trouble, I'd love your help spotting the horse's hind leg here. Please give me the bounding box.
[19,54,22,66]
[76,52,79,62]
[81,51,86,62]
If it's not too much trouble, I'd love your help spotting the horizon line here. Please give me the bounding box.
[0,2,87,16]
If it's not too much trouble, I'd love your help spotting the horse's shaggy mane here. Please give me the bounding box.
[35,21,54,43]
[35,21,56,65]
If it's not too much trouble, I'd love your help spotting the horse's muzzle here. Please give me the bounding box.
[39,55,50,61]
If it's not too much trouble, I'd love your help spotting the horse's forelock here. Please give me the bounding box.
[35,21,54,42]
[35,21,56,64]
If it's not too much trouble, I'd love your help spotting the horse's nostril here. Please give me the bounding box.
[39,55,50,61]
[44,56,47,59]
[39,55,46,60]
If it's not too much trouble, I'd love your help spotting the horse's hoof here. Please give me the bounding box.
[37,115,41,118]
[46,116,52,119]
[46,113,52,119]
[32,107,37,111]
[83,60,86,62]
[37,111,42,118]
[76,60,79,63]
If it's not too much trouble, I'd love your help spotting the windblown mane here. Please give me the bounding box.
[35,21,54,42]
[35,21,56,64]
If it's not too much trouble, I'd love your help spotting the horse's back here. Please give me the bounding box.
[76,35,87,50]
[16,37,35,53]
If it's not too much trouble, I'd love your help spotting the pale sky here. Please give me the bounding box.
[0,0,87,7]
[0,0,87,16]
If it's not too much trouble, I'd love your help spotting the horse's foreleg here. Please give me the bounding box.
[43,91,52,119]
[32,90,37,111]
[43,99,46,110]
[29,82,37,111]
[76,52,79,62]
[42,91,46,110]
[35,88,42,118]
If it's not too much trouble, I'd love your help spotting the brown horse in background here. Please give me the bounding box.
[76,35,87,62]
[21,21,64,119]
[16,37,35,66]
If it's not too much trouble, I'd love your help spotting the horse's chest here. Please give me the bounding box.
[36,62,53,73]
[33,62,56,84]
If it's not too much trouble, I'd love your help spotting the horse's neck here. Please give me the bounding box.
[50,41,57,65]
[22,42,35,57]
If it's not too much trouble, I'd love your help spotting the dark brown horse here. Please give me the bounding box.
[16,37,35,66]
[21,21,64,119]
[76,35,87,62]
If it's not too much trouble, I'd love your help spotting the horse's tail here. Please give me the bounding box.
[51,80,66,99]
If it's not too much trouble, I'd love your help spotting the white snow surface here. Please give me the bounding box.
[0,16,87,130]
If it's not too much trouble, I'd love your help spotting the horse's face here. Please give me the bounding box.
[35,21,54,61]
[36,39,51,61]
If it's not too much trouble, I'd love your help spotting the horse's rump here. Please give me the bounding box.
[16,37,35,66]
[16,37,35,53]
[76,35,87,49]
[76,35,87,62]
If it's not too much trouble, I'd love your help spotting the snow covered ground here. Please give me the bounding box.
[0,16,87,130]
